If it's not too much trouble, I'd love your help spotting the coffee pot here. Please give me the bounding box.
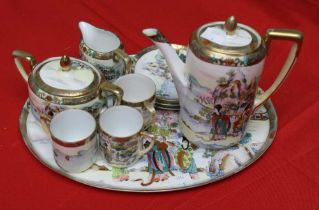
[143,16,303,148]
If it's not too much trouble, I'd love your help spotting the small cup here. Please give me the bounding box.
[42,109,97,173]
[99,105,155,167]
[113,73,156,129]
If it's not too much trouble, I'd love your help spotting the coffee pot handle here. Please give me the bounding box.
[12,50,36,82]
[138,131,155,156]
[114,49,133,75]
[100,81,124,106]
[253,29,303,110]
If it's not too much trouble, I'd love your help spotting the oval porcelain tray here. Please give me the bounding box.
[19,96,277,192]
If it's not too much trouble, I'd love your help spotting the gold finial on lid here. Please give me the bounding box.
[225,16,237,35]
[60,55,71,71]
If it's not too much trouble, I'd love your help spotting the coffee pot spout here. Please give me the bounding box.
[142,28,188,90]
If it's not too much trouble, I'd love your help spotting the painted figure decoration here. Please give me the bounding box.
[137,141,175,186]
[175,139,199,179]
[190,69,258,141]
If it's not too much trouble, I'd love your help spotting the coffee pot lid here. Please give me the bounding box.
[30,56,101,98]
[191,16,263,56]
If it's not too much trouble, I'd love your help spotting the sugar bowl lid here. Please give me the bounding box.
[190,16,265,62]
[29,56,101,104]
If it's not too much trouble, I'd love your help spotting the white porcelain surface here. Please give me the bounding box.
[99,106,143,138]
[134,47,186,102]
[114,74,155,103]
[39,60,94,90]
[52,137,96,156]
[142,28,158,37]
[200,26,252,47]
[79,21,121,53]
[53,137,97,173]
[50,109,96,142]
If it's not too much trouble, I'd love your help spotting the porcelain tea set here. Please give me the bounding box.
[13,16,303,173]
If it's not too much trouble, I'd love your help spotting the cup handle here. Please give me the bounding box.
[114,48,133,75]
[253,29,303,110]
[100,81,123,106]
[12,50,36,82]
[39,114,51,137]
[143,100,156,123]
[138,131,155,156]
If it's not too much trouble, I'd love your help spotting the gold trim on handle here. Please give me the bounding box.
[39,114,51,137]
[254,28,303,110]
[264,29,303,56]
[143,100,156,128]
[138,131,155,156]
[114,48,133,75]
[121,95,156,107]
[100,81,123,106]
[143,101,156,115]
[12,50,36,82]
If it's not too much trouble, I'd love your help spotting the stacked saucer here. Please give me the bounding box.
[132,45,186,111]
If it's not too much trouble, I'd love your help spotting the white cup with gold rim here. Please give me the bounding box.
[42,109,97,173]
[99,105,155,168]
[113,73,156,129]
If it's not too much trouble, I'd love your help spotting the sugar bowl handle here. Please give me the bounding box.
[100,81,123,106]
[39,114,52,137]
[253,29,303,110]
[12,50,36,82]
[114,49,133,75]
[138,131,155,156]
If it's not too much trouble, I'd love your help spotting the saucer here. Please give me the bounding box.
[132,44,187,109]
[19,97,277,192]
[154,101,180,111]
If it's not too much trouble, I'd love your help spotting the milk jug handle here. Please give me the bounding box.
[114,49,133,75]
[12,50,36,82]
[253,29,303,110]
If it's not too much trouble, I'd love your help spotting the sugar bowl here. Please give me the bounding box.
[13,50,123,123]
